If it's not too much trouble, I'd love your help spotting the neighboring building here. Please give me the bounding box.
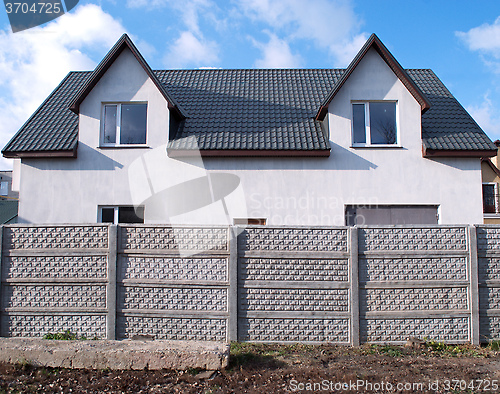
[482,140,500,224]
[2,34,496,225]
[0,171,19,224]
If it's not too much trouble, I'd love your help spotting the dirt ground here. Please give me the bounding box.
[1,342,500,393]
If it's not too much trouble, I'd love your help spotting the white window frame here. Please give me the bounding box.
[100,102,148,147]
[98,206,145,224]
[351,101,400,147]
[483,182,499,215]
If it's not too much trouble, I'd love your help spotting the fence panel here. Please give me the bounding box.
[358,226,472,344]
[0,225,109,338]
[237,226,352,343]
[477,226,500,343]
[116,225,231,341]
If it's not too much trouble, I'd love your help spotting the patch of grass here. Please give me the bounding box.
[186,367,203,376]
[43,330,98,340]
[489,339,500,351]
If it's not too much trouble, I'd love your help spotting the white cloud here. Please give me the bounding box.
[251,32,303,68]
[467,94,500,141]
[237,0,367,66]
[163,31,219,68]
[457,16,500,72]
[456,16,500,56]
[0,4,126,169]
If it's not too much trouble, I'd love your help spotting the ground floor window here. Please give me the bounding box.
[99,206,144,224]
[234,218,267,225]
[345,205,439,226]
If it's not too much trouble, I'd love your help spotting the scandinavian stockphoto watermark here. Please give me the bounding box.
[3,0,79,32]
[128,137,248,256]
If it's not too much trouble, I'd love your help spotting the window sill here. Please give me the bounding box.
[351,144,403,149]
[99,145,150,149]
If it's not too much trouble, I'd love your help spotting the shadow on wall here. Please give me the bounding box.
[22,142,124,171]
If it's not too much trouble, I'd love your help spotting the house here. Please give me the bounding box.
[482,140,500,223]
[2,34,496,226]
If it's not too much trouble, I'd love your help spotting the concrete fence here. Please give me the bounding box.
[0,224,499,345]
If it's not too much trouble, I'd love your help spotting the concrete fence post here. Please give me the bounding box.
[228,226,238,342]
[468,225,480,346]
[349,226,360,346]
[107,224,118,340]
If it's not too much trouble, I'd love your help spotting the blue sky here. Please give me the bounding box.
[0,0,499,169]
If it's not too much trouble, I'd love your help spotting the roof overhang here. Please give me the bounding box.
[167,149,331,158]
[68,34,186,119]
[2,149,77,159]
[423,146,497,158]
[316,34,431,121]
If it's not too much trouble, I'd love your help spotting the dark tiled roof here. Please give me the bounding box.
[3,72,88,155]
[2,68,495,156]
[407,69,496,151]
[158,69,342,151]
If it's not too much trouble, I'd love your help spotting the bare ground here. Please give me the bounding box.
[1,342,500,393]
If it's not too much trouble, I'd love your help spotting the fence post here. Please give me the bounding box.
[468,225,480,346]
[350,226,360,346]
[228,226,238,342]
[107,224,118,340]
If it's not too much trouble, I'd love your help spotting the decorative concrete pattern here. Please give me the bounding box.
[119,256,227,282]
[4,255,107,279]
[239,228,348,252]
[117,317,227,341]
[480,316,500,340]
[5,226,108,249]
[240,288,348,312]
[239,318,349,342]
[359,227,467,252]
[479,287,500,310]
[360,257,467,282]
[361,288,468,312]
[2,315,106,338]
[4,285,107,309]
[120,227,228,251]
[240,258,348,281]
[361,317,469,342]
[479,257,500,281]
[478,227,500,251]
[119,286,227,311]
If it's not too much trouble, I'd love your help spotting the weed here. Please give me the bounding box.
[489,339,500,351]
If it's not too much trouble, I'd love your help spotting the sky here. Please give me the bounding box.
[0,0,499,169]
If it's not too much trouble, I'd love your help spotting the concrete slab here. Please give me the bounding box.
[0,338,229,370]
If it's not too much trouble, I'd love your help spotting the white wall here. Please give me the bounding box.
[18,47,484,225]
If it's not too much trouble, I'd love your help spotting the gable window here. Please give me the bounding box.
[99,206,144,224]
[101,103,147,146]
[352,101,398,146]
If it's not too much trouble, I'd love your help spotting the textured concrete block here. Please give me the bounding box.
[0,338,229,370]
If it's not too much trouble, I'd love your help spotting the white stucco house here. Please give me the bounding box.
[2,34,496,226]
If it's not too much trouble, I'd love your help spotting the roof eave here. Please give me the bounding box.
[2,143,78,159]
[423,147,497,158]
[167,149,331,158]
[68,34,187,119]
[316,34,431,121]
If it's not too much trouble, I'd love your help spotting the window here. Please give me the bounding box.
[345,205,439,225]
[0,181,8,196]
[101,103,147,146]
[99,206,144,224]
[352,101,398,146]
[483,183,498,214]
[233,218,267,225]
